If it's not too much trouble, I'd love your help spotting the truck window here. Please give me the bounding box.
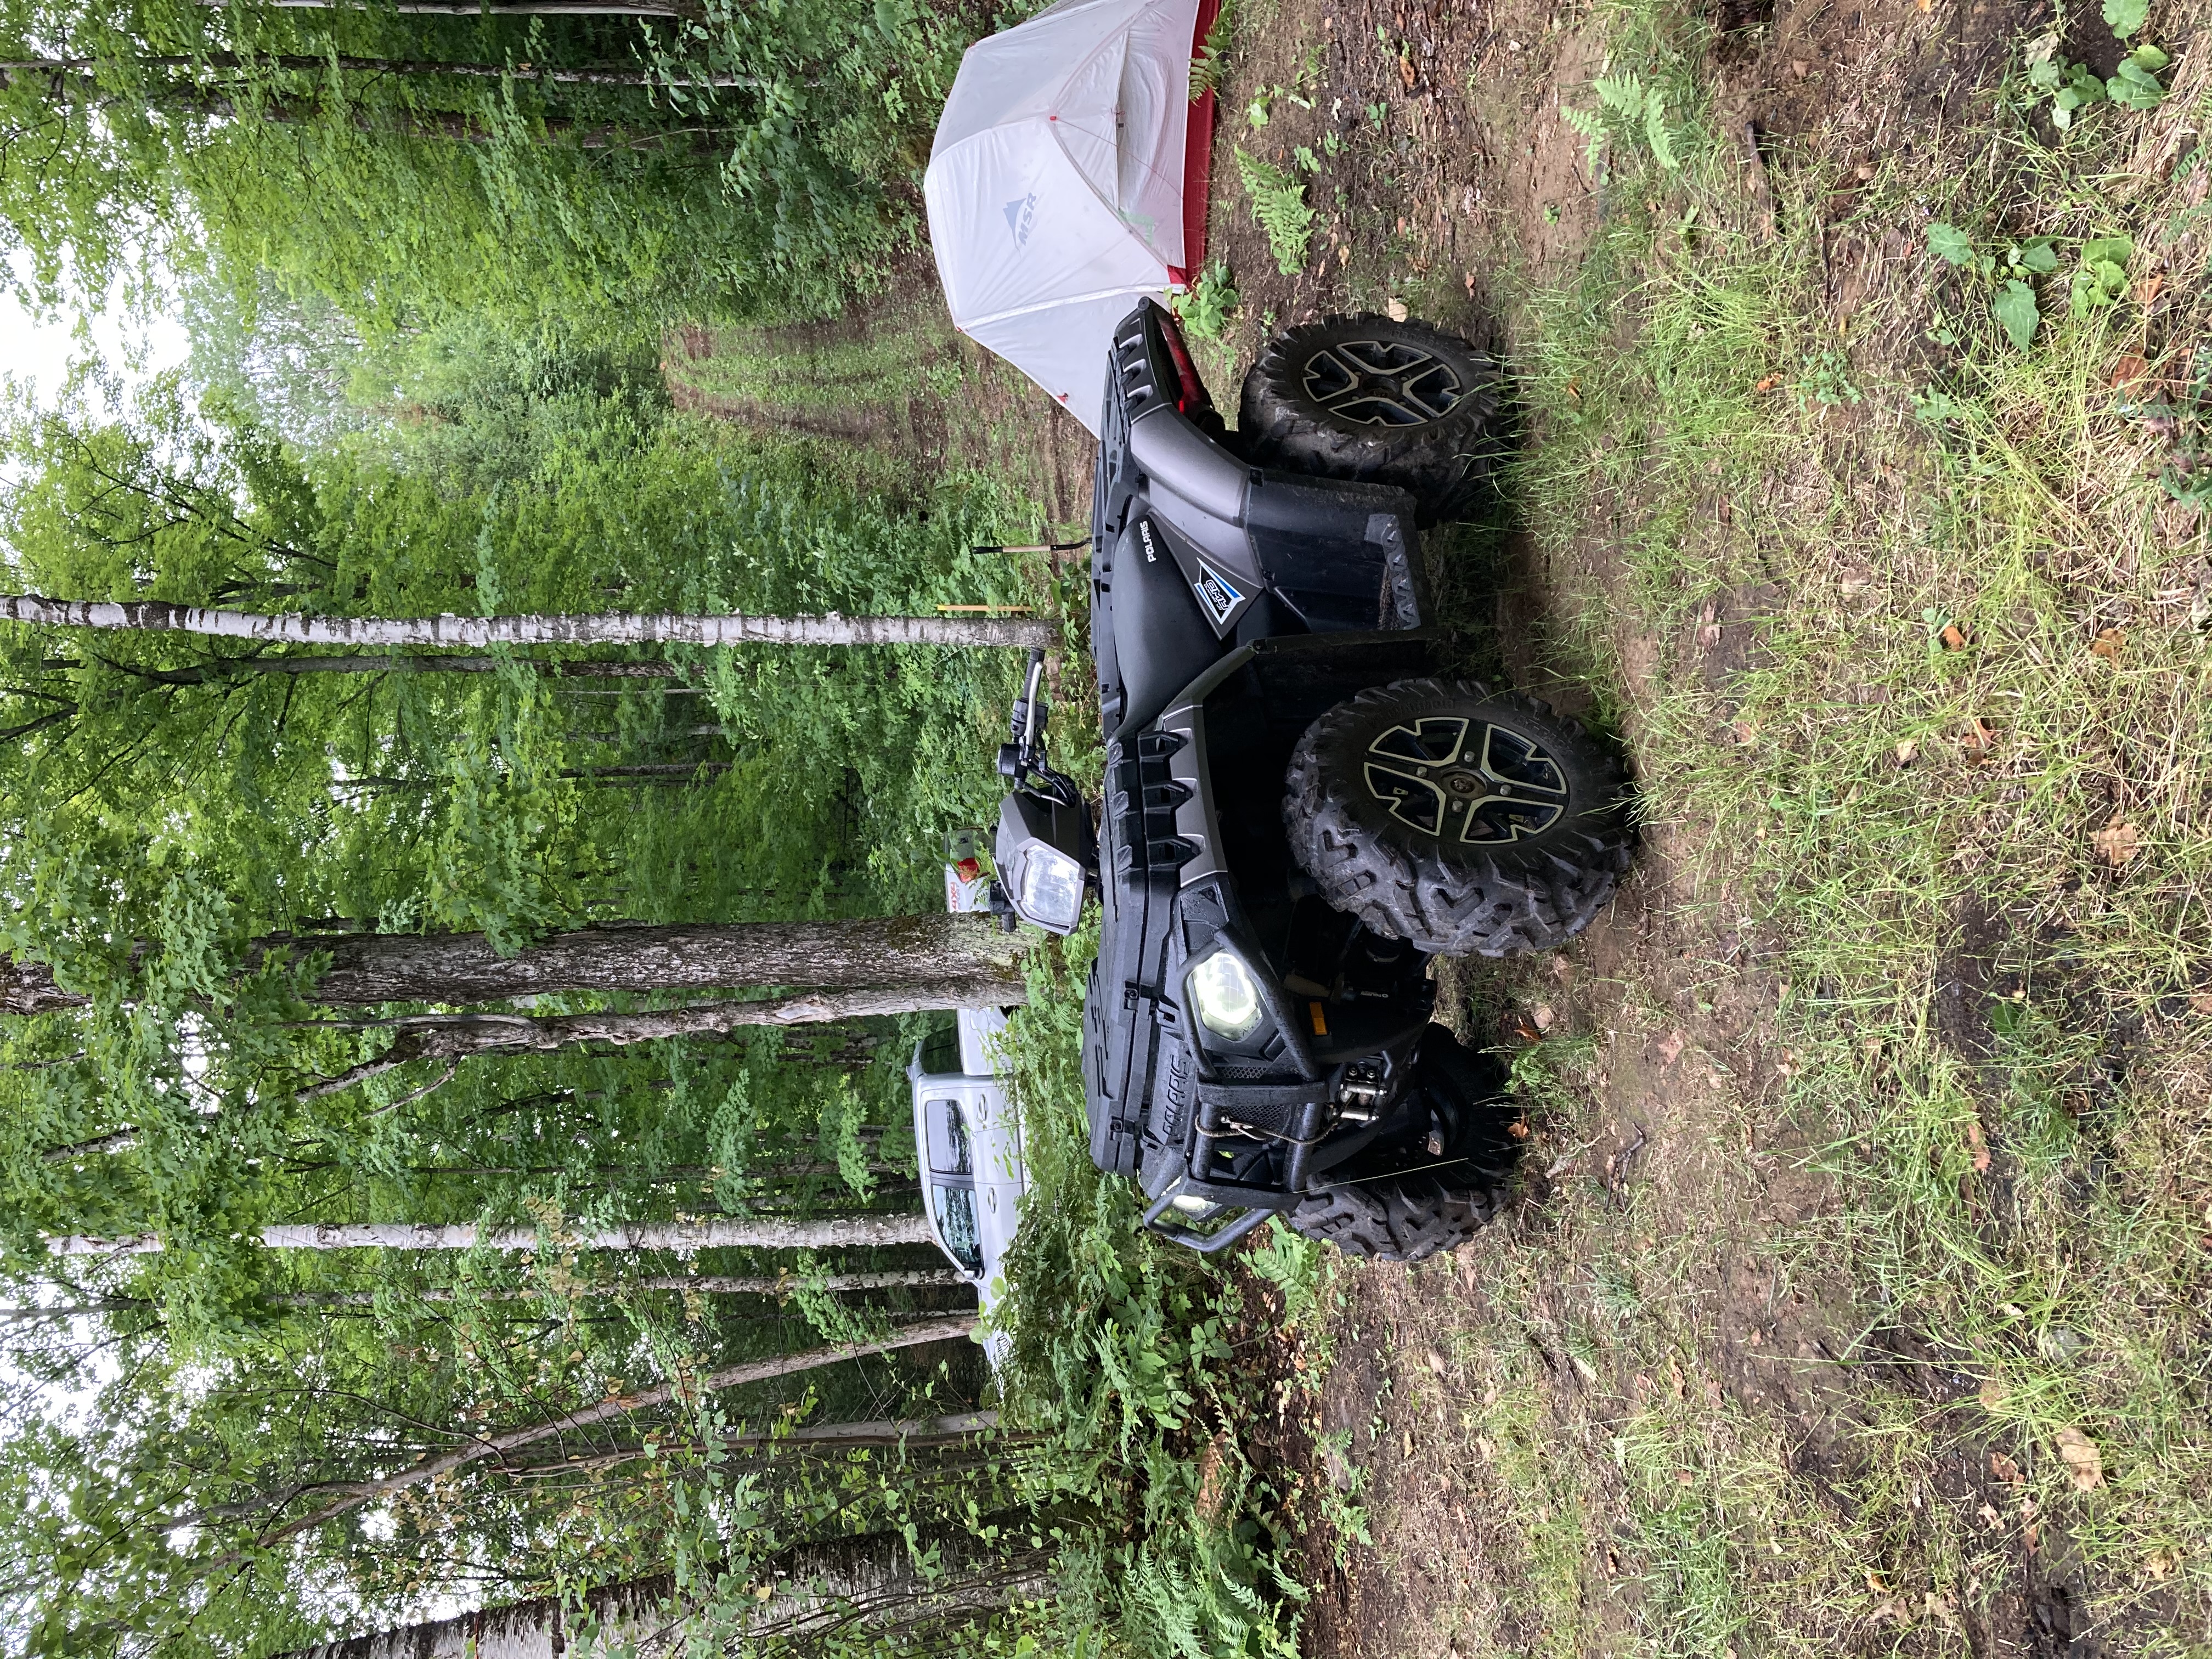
[931,1184,984,1275]
[924,1100,972,1176]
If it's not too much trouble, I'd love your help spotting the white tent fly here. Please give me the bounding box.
[925,0,1211,433]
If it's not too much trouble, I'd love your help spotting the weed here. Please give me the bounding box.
[1561,70,1681,172]
[1190,0,1238,99]
[1236,150,1316,275]
[1172,262,1240,342]
[2069,233,2134,316]
[1927,222,2058,349]
[1795,344,1861,407]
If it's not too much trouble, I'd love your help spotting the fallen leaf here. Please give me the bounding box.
[1895,737,1920,766]
[2091,627,2125,661]
[1978,1500,2004,1527]
[1506,1117,1531,1139]
[2054,1426,2103,1490]
[1386,297,1410,322]
[2137,273,2164,307]
[1475,1434,1496,1459]
[2111,352,2151,388]
[1667,1358,1685,1400]
[1965,1118,1990,1173]
[1426,1348,1448,1376]
[2192,992,2212,1015]
[2145,1547,2176,1581]
[2090,820,2142,867]
[1530,1002,1556,1032]
[1755,374,1780,392]
[1940,622,1968,650]
[1961,718,1996,758]
[1677,1468,1696,1485]
[1654,1029,1686,1066]
[1979,1377,2006,1411]
[1731,718,1759,746]
[1990,1450,2023,1487]
[1865,1569,1888,1594]
[1399,52,1417,88]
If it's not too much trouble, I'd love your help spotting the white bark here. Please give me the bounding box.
[269,1268,967,1306]
[0,594,1053,650]
[47,1214,933,1257]
[259,2,684,13]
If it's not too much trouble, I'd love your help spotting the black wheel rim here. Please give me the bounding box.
[1300,338,1465,427]
[1362,717,1567,845]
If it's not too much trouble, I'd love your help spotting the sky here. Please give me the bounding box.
[2,249,193,415]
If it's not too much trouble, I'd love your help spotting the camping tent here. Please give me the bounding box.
[925,0,1215,433]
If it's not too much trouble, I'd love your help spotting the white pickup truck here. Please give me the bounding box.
[908,857,1028,1368]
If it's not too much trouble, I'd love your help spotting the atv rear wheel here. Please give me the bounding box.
[1283,678,1630,956]
[1238,314,1503,526]
[1290,1028,1519,1262]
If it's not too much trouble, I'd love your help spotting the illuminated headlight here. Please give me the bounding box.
[1187,949,1263,1040]
[1013,842,1085,934]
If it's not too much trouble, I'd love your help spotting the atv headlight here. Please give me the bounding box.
[1012,841,1085,934]
[1187,949,1263,1041]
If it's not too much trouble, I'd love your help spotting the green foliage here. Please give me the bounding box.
[1171,263,1240,342]
[2070,233,2135,315]
[1923,224,2054,350]
[1993,278,2041,350]
[2025,38,2165,125]
[2104,42,2170,109]
[1234,150,1314,277]
[0,0,969,337]
[1562,70,1679,172]
[2102,0,2150,38]
[992,934,1308,1659]
[1190,0,1238,99]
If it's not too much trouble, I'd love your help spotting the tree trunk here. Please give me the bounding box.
[0,54,754,88]
[265,1267,969,1307]
[4,913,1028,1015]
[245,1314,978,1551]
[107,653,680,681]
[47,1214,937,1257]
[257,1,689,13]
[298,978,1022,1098]
[0,594,1054,650]
[272,1514,1045,1659]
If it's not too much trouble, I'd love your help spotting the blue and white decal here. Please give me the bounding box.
[1190,560,1245,630]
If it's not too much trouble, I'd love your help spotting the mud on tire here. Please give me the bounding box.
[1283,677,1630,956]
[1238,313,1504,527]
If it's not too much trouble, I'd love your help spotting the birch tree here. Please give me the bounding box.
[0,593,1053,650]
[48,1214,938,1257]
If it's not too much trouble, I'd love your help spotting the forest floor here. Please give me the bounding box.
[669,0,2212,1647]
[1198,0,2212,1654]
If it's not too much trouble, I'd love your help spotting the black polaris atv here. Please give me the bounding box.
[990,299,1630,1260]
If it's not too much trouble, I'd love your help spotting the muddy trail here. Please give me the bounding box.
[1198,0,2211,1654]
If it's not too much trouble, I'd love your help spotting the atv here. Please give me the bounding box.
[990,299,1631,1260]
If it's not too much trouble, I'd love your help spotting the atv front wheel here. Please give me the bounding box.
[1238,314,1503,526]
[1283,678,1630,956]
[1290,1028,1519,1262]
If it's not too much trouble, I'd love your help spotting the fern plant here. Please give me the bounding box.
[1190,0,1237,98]
[1561,70,1680,173]
[1235,149,1314,275]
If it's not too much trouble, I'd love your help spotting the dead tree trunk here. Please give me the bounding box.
[0,594,1054,650]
